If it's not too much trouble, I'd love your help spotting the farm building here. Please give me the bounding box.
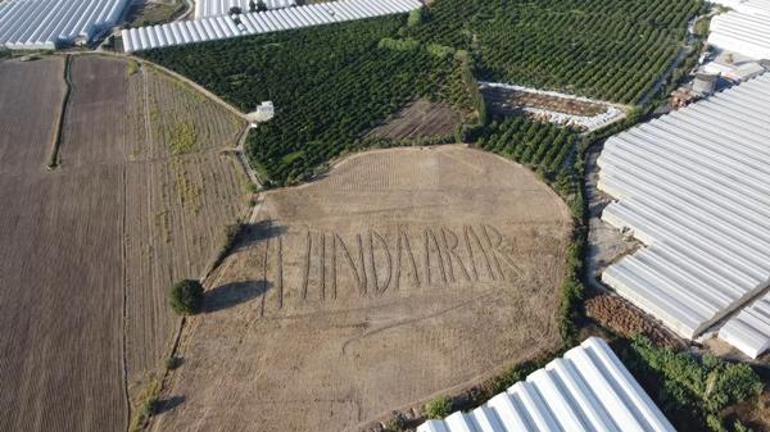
[195,0,295,19]
[597,73,770,357]
[0,0,128,50]
[418,337,675,432]
[122,0,422,53]
[708,1,770,60]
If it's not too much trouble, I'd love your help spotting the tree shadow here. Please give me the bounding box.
[154,395,185,415]
[231,219,288,253]
[203,280,272,313]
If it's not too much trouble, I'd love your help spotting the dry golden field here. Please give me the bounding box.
[152,145,572,431]
[0,55,247,431]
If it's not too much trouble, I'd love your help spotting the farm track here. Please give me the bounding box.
[0,54,248,432]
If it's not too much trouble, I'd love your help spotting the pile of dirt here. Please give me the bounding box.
[586,294,684,350]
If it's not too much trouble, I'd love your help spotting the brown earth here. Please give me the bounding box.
[585,294,684,350]
[482,86,607,117]
[367,98,462,141]
[151,145,572,432]
[0,55,246,431]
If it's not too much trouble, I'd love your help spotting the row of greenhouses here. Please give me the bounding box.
[0,0,127,50]
[597,73,770,357]
[418,337,675,432]
[122,0,422,53]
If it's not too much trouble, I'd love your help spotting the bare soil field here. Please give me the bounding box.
[0,55,246,431]
[482,86,607,117]
[151,145,572,432]
[366,99,462,141]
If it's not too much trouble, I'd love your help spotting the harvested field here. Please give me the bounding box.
[152,145,572,432]
[0,55,246,431]
[367,99,462,141]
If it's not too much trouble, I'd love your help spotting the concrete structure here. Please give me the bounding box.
[597,73,770,356]
[246,100,274,125]
[123,0,422,53]
[195,0,295,19]
[692,72,719,95]
[0,0,128,50]
[703,59,766,81]
[418,337,675,432]
[708,1,770,60]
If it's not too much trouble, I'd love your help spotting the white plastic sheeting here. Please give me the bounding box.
[708,1,770,60]
[417,337,674,432]
[195,0,295,19]
[597,74,770,345]
[711,0,770,17]
[123,0,422,53]
[0,0,128,50]
[720,293,770,358]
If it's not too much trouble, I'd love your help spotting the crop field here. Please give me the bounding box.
[366,98,462,142]
[404,0,702,104]
[140,16,476,186]
[134,0,690,189]
[0,55,247,431]
[150,146,572,431]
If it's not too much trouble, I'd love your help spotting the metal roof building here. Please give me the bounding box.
[417,337,674,432]
[597,73,770,355]
[122,0,422,53]
[195,0,295,19]
[708,1,770,60]
[0,0,128,50]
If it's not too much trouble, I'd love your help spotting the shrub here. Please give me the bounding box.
[424,396,452,419]
[169,279,204,315]
[626,335,763,431]
[165,355,182,370]
[407,7,424,27]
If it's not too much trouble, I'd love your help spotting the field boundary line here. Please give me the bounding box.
[59,51,248,121]
[46,54,72,169]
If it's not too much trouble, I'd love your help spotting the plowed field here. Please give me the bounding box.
[152,145,572,431]
[0,55,246,431]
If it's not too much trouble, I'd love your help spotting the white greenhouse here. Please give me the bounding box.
[708,0,770,60]
[418,337,675,432]
[123,0,422,53]
[0,0,129,50]
[597,73,770,356]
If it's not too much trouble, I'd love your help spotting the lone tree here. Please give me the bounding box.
[169,279,204,315]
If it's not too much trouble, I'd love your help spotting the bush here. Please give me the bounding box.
[169,279,204,315]
[407,7,424,27]
[424,396,452,419]
[626,335,763,431]
[165,355,182,370]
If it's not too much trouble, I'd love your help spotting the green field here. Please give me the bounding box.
[140,0,698,187]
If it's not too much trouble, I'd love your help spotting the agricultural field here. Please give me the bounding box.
[136,0,698,189]
[366,98,462,142]
[482,86,607,118]
[150,146,572,431]
[139,16,476,186]
[0,55,247,431]
[404,0,703,104]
